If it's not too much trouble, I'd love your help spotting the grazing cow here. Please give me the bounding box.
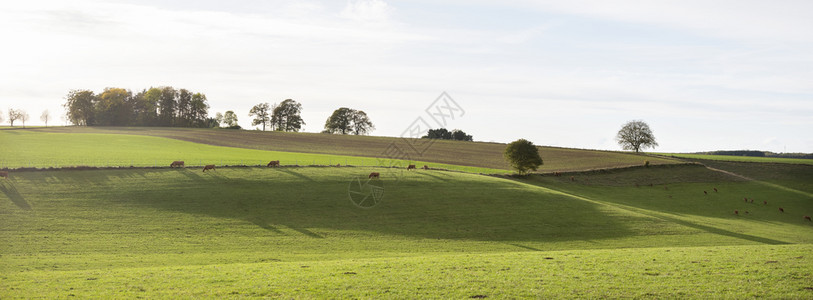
[704,191,708,195]
[267,160,280,167]
[713,187,718,192]
[805,216,812,221]
[744,197,748,203]
[0,171,8,179]
[170,161,184,168]
[423,165,429,170]
[407,164,416,170]
[763,201,767,205]
[336,164,341,167]
[750,199,754,203]
[734,210,739,215]
[779,207,784,213]
[570,176,575,182]
[368,172,380,179]
[202,164,215,172]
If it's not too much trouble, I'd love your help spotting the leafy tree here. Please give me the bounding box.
[40,110,51,127]
[222,110,240,129]
[249,102,272,131]
[205,117,220,128]
[158,87,177,126]
[504,138,543,175]
[323,107,374,135]
[323,107,352,134]
[189,93,209,127]
[270,99,305,132]
[64,89,97,125]
[451,129,473,141]
[349,109,374,135]
[95,88,132,126]
[176,89,192,126]
[616,120,659,153]
[132,88,161,126]
[215,112,224,126]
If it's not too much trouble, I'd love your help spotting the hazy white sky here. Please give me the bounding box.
[1,0,812,153]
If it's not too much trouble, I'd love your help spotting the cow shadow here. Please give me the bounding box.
[276,168,315,182]
[0,181,31,210]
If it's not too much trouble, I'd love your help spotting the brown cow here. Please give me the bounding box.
[0,171,8,179]
[423,165,429,170]
[713,187,718,192]
[763,201,767,205]
[704,191,707,195]
[805,216,812,222]
[203,164,215,172]
[267,160,280,167]
[734,210,739,215]
[779,207,784,213]
[170,161,184,168]
[407,164,416,170]
[369,172,380,179]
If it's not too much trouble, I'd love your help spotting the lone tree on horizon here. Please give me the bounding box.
[323,107,374,135]
[616,120,658,153]
[249,102,271,131]
[41,110,51,127]
[504,138,544,175]
[7,108,22,127]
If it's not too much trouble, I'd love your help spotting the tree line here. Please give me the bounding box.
[64,87,211,127]
[58,88,487,141]
[2,108,54,128]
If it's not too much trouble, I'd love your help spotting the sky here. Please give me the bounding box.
[1,0,812,153]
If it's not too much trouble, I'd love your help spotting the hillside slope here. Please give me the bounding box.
[25,126,681,171]
[2,165,812,297]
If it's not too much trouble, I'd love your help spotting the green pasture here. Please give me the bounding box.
[658,152,813,165]
[2,165,812,298]
[29,126,683,172]
[0,130,506,174]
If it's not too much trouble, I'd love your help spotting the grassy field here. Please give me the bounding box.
[22,126,683,171]
[0,130,506,174]
[657,152,813,165]
[2,164,812,298]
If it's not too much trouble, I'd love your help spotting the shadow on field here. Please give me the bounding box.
[0,181,31,210]
[276,168,315,182]
[655,214,788,245]
[22,168,640,242]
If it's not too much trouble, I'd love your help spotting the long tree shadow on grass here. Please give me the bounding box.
[23,168,639,243]
[0,181,31,210]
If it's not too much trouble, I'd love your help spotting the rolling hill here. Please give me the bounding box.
[15,126,682,171]
[1,127,812,298]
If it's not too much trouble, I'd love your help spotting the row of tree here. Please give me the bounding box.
[64,87,211,127]
[244,101,375,135]
[246,100,307,132]
[2,109,55,127]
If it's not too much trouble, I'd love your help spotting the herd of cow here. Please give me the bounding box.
[167,160,430,179]
[702,187,812,222]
